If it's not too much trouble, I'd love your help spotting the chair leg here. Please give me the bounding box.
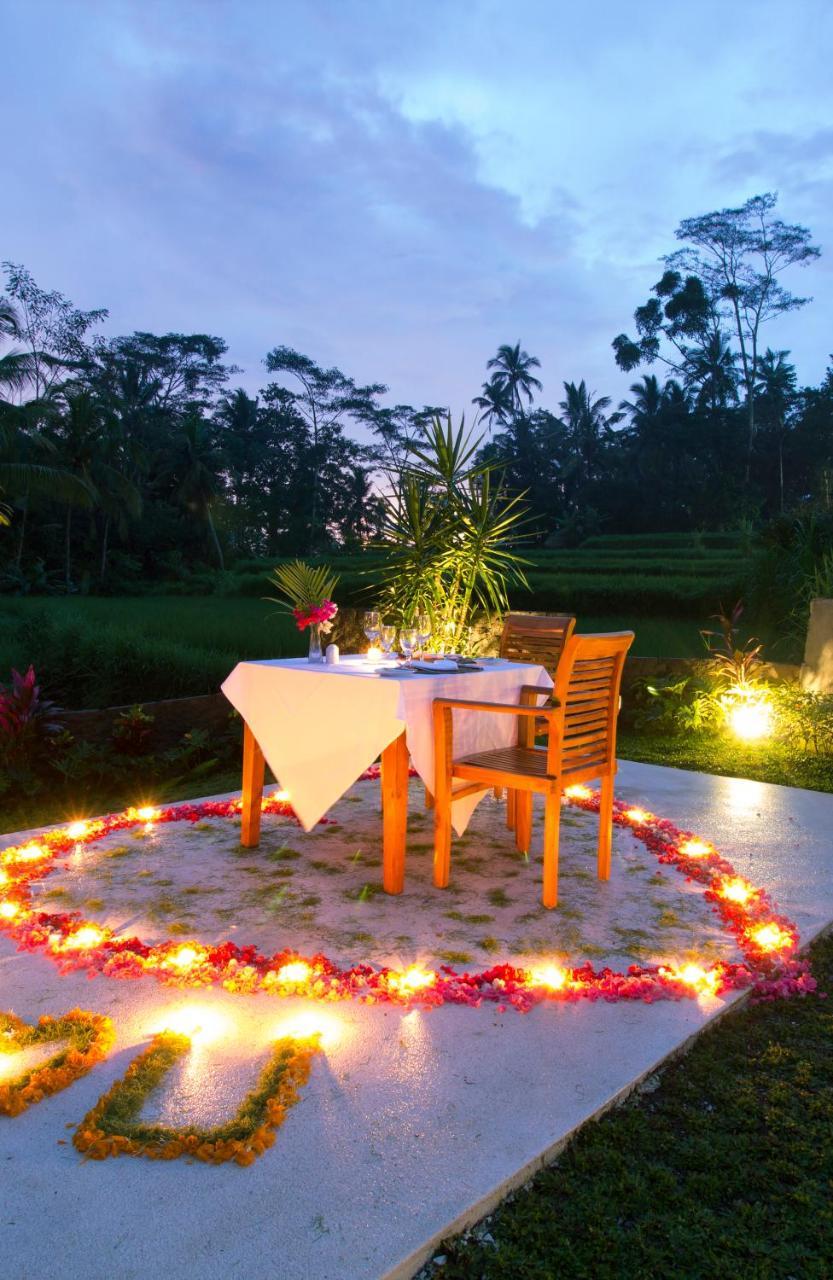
[598,774,614,880]
[506,788,516,830]
[424,785,434,809]
[515,791,532,853]
[542,791,561,909]
[493,786,504,802]
[433,790,452,888]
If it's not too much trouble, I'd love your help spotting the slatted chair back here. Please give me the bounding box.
[499,613,576,680]
[547,632,634,780]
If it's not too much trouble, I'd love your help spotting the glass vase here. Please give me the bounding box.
[307,622,323,663]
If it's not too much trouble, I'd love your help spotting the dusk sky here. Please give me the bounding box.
[4,0,833,415]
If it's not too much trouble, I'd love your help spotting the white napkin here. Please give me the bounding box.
[412,659,457,672]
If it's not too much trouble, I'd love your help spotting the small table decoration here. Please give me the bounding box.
[266,560,339,663]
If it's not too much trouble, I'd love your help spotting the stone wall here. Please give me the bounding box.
[801,598,833,693]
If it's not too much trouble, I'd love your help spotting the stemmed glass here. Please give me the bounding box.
[363,610,381,650]
[379,622,397,661]
[415,614,431,659]
[400,627,418,664]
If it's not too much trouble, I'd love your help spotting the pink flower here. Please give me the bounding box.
[292,600,338,632]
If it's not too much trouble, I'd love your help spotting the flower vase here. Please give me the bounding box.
[307,623,323,663]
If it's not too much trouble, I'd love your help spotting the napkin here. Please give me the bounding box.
[412,659,457,672]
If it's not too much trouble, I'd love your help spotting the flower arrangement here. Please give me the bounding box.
[73,1031,320,1166]
[0,1008,115,1116]
[266,560,339,661]
[0,780,815,1012]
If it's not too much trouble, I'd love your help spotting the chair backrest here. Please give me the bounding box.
[548,632,634,778]
[500,612,576,678]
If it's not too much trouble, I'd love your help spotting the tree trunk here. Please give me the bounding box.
[206,503,225,570]
[778,439,784,515]
[65,506,73,591]
[15,496,28,569]
[100,515,110,584]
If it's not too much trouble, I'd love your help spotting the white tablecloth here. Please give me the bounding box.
[221,655,552,836]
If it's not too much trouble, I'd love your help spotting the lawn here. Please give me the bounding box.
[0,596,716,708]
[434,932,833,1279]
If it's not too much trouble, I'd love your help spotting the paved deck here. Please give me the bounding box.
[2,761,832,1280]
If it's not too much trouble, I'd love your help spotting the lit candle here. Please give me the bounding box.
[366,645,382,663]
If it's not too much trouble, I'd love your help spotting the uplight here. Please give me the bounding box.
[60,925,106,951]
[136,806,159,822]
[0,900,20,921]
[156,1004,231,1045]
[398,965,435,992]
[723,688,773,742]
[751,923,793,952]
[565,785,592,800]
[530,963,568,991]
[66,821,90,840]
[168,945,202,970]
[680,839,711,858]
[626,807,650,824]
[275,1010,342,1048]
[276,960,312,984]
[720,878,753,905]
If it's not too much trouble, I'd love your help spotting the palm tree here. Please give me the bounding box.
[486,343,543,415]
[558,381,615,505]
[684,332,738,414]
[171,416,227,569]
[755,348,797,513]
[472,374,513,430]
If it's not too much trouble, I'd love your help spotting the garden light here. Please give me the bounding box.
[274,790,291,803]
[0,901,20,921]
[275,1010,342,1048]
[626,807,651,824]
[166,945,204,971]
[67,821,90,840]
[564,785,592,800]
[60,925,106,951]
[5,842,47,865]
[724,688,773,741]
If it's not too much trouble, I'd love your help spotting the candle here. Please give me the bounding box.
[366,645,382,663]
[325,643,340,664]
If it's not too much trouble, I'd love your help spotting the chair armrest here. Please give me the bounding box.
[519,684,558,706]
[433,697,558,720]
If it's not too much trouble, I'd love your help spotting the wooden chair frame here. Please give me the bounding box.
[432,632,633,908]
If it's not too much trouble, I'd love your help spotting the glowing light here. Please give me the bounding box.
[167,944,202,971]
[366,645,382,663]
[530,963,568,991]
[66,821,90,840]
[5,842,47,865]
[60,924,106,951]
[276,960,312,984]
[0,869,7,887]
[720,878,754,905]
[398,965,435,992]
[752,923,793,952]
[680,839,712,858]
[275,1010,342,1048]
[137,806,159,822]
[155,1004,231,1045]
[723,688,773,741]
[626,807,651,824]
[274,790,291,803]
[0,900,20,920]
[565,785,592,800]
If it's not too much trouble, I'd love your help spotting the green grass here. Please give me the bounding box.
[436,934,833,1279]
[618,730,833,794]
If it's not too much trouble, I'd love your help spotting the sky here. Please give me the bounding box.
[3,0,833,418]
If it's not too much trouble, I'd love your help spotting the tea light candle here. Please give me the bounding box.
[366,645,382,663]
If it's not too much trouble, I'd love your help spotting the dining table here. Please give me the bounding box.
[220,654,553,894]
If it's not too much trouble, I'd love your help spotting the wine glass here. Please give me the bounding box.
[379,622,397,660]
[400,627,418,663]
[363,610,381,647]
[415,613,431,658]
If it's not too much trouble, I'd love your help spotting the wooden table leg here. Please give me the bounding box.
[240,722,265,847]
[381,730,409,894]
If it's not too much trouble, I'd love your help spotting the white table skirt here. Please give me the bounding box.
[221,655,552,836]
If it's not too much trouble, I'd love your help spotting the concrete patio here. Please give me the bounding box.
[2,759,832,1280]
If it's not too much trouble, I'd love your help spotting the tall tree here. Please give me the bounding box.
[2,262,107,399]
[485,343,542,415]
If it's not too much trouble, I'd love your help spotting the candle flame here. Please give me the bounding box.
[680,839,711,858]
[720,878,753,905]
[0,900,20,921]
[751,922,793,952]
[276,960,312,984]
[60,924,106,951]
[66,821,90,840]
[530,963,568,991]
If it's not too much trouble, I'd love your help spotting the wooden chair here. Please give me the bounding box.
[497,612,576,823]
[432,631,634,908]
[499,612,576,675]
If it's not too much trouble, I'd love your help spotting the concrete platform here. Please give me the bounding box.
[2,761,832,1280]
